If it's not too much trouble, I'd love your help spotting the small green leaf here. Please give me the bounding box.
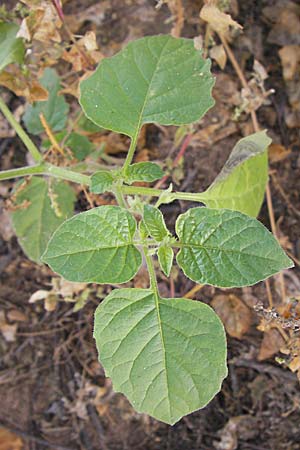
[158,245,174,276]
[90,170,114,194]
[94,288,227,425]
[80,35,214,139]
[138,219,148,239]
[126,162,164,183]
[176,207,293,288]
[42,206,142,284]
[0,22,25,72]
[199,131,271,217]
[143,204,169,242]
[11,177,75,263]
[23,68,69,135]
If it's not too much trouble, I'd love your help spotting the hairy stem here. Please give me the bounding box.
[0,96,43,163]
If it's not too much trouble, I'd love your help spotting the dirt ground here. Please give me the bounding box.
[0,1,300,449]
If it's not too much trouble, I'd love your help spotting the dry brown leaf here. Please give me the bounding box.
[29,3,62,43]
[210,44,227,69]
[268,143,291,163]
[278,45,300,81]
[0,428,23,450]
[289,356,300,373]
[211,294,252,339]
[200,1,242,36]
[7,309,27,322]
[62,32,103,72]
[258,328,285,361]
[58,279,87,297]
[0,312,17,342]
[215,415,259,450]
[0,69,48,103]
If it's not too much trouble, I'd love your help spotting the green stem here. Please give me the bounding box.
[0,96,43,163]
[0,162,91,185]
[121,185,163,197]
[122,132,139,175]
[45,164,91,185]
[0,164,45,181]
[120,184,207,203]
[144,248,159,293]
[114,184,127,209]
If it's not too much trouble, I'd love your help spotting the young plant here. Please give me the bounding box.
[0,32,293,425]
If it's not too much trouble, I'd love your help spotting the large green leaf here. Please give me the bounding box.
[94,288,227,424]
[80,35,214,140]
[11,177,75,263]
[42,206,142,284]
[0,22,25,72]
[176,207,293,288]
[198,131,271,217]
[23,68,69,135]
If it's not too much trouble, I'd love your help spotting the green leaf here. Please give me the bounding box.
[94,288,227,424]
[199,131,271,217]
[42,206,142,284]
[42,131,94,161]
[11,177,75,263]
[143,204,169,242]
[158,245,174,276]
[176,207,293,288]
[64,132,94,161]
[0,22,25,72]
[90,170,114,194]
[23,68,69,135]
[80,35,214,140]
[126,162,164,183]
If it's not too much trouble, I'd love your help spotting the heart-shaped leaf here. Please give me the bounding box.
[94,288,227,424]
[42,206,142,284]
[176,207,293,288]
[80,35,214,140]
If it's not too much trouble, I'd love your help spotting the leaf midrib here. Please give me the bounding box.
[130,36,171,140]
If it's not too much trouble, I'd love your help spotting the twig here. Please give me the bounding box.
[86,404,108,450]
[39,113,65,156]
[184,284,203,299]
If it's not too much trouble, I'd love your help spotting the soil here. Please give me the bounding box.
[1,1,300,449]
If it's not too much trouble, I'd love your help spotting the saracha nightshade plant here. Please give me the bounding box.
[0,30,293,425]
